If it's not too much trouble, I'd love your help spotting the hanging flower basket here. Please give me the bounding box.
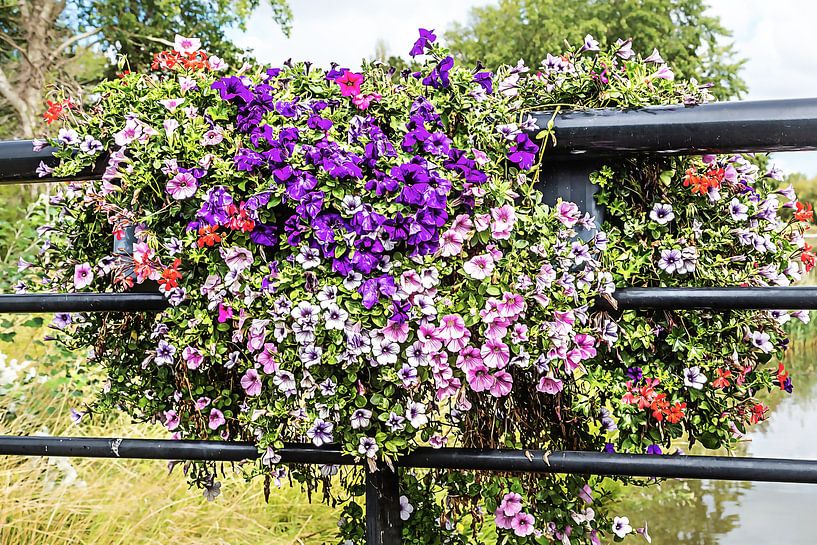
[31,29,811,544]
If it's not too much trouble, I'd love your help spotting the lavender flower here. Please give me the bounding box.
[649,203,674,225]
[683,366,707,390]
[306,418,334,446]
[657,249,682,274]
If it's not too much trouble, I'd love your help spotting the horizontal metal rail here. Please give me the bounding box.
[0,139,104,184]
[5,287,817,314]
[537,98,817,158]
[1,435,816,483]
[4,98,817,183]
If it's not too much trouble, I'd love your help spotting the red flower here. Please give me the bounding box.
[197,225,222,248]
[225,202,255,232]
[43,99,71,124]
[775,363,790,390]
[795,202,813,222]
[158,258,182,293]
[712,369,732,389]
[750,403,768,424]
[801,250,816,272]
[666,402,686,424]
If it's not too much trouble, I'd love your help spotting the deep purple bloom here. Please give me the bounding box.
[646,444,663,455]
[211,76,253,103]
[422,56,454,89]
[250,223,277,246]
[625,367,643,382]
[473,71,494,94]
[507,133,539,170]
[409,28,437,57]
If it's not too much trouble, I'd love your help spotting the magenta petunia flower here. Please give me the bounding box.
[164,410,180,431]
[336,70,363,97]
[537,375,564,395]
[499,492,523,516]
[494,509,515,530]
[159,98,185,112]
[438,314,466,343]
[182,346,203,369]
[490,370,513,397]
[166,172,198,200]
[466,364,495,392]
[481,339,510,369]
[240,368,262,396]
[511,512,535,537]
[208,408,225,430]
[74,262,93,289]
[463,254,495,280]
[217,303,233,323]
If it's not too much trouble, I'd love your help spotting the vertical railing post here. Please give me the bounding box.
[365,464,402,544]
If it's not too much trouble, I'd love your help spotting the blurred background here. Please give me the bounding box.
[1,1,816,543]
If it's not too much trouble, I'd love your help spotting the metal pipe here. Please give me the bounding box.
[0,293,169,313]
[0,140,105,184]
[2,287,816,314]
[533,98,817,158]
[4,98,817,183]
[2,435,817,483]
[607,287,817,311]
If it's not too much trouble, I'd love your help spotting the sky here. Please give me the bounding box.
[233,0,817,176]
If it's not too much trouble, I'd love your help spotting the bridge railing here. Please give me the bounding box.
[2,97,817,544]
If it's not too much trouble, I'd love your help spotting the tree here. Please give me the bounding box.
[0,0,291,138]
[445,0,745,100]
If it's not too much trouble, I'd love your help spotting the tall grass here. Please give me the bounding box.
[0,320,340,545]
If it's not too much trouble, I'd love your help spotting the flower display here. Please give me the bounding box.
[31,30,811,544]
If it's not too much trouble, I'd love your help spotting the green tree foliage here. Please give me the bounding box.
[74,0,293,74]
[445,0,746,100]
[0,0,291,139]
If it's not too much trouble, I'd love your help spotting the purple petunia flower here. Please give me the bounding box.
[155,340,176,366]
[52,312,72,330]
[409,28,436,57]
[473,71,493,94]
[649,203,674,224]
[358,436,378,458]
[240,368,262,396]
[507,133,539,171]
[306,418,334,446]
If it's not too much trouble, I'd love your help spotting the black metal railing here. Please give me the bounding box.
[2,98,817,544]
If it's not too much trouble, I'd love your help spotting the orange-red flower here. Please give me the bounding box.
[43,99,71,124]
[801,248,816,272]
[712,368,732,389]
[775,363,789,390]
[666,402,687,424]
[795,202,813,222]
[197,225,222,248]
[158,258,182,293]
[151,50,211,71]
[683,166,724,196]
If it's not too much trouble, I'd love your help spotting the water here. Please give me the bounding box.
[619,334,817,544]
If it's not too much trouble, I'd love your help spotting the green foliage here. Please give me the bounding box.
[445,0,746,100]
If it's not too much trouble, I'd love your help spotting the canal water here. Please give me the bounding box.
[617,331,817,544]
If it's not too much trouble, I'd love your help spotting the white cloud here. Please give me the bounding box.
[235,0,817,175]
